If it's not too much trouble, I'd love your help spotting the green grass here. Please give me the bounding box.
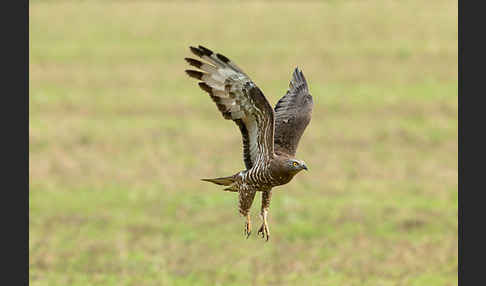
[30,1,457,285]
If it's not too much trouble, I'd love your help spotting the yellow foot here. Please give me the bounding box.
[244,215,251,239]
[257,223,270,241]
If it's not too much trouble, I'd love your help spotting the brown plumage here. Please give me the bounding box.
[185,45,313,241]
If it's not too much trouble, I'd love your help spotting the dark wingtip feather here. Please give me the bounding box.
[293,66,301,79]
[292,66,307,85]
[216,53,230,63]
[198,45,213,56]
[294,66,301,76]
[288,66,309,93]
[298,69,308,85]
[185,57,202,68]
[198,82,212,94]
[189,46,204,57]
[185,69,204,80]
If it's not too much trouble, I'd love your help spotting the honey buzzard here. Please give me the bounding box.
[185,45,313,241]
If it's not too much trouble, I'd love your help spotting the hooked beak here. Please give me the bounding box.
[302,164,308,171]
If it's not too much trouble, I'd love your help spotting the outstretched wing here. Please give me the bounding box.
[185,45,275,170]
[273,67,313,156]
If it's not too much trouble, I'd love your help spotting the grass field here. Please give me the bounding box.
[29,1,458,285]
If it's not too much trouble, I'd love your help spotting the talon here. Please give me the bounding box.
[257,225,264,238]
[257,223,270,241]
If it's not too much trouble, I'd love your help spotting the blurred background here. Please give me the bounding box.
[29,1,457,285]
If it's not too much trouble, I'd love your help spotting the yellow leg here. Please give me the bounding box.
[257,210,270,241]
[257,190,272,241]
[239,189,256,239]
[245,214,252,238]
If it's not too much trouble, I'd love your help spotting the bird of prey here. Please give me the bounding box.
[185,45,313,241]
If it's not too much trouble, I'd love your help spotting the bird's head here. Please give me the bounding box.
[287,159,308,174]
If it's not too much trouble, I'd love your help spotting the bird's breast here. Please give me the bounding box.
[271,173,294,187]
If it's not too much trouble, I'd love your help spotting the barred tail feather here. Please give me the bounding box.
[201,176,235,186]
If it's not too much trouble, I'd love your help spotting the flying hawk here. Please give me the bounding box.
[185,45,313,241]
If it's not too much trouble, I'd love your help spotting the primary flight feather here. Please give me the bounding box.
[185,45,313,241]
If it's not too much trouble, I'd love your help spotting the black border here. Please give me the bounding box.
[1,0,29,284]
[9,0,29,284]
[459,0,484,285]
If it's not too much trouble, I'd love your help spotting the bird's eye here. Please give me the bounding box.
[293,162,298,167]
